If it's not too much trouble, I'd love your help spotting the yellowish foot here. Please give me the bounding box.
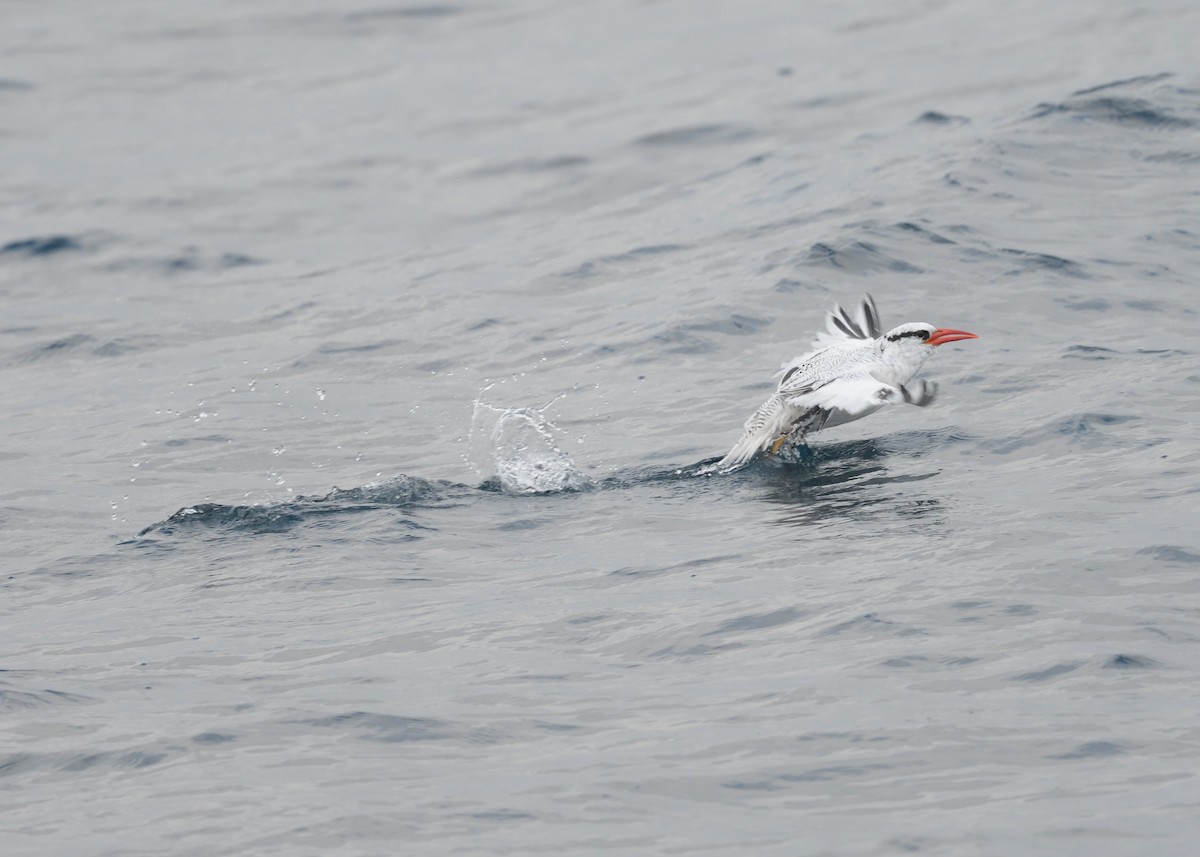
[770,435,788,455]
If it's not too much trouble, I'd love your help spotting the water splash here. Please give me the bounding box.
[468,387,593,494]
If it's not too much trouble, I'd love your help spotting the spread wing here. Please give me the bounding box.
[810,294,882,350]
[776,295,883,380]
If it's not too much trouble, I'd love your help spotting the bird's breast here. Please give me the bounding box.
[871,352,930,387]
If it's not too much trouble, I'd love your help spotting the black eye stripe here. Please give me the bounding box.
[886,330,931,342]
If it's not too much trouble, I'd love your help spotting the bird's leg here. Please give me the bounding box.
[771,409,827,457]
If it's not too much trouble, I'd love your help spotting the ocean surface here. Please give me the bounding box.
[3,2,1200,855]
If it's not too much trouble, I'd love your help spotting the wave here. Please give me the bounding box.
[136,426,967,538]
[138,475,474,536]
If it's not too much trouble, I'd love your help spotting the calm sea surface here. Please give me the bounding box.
[3,2,1200,855]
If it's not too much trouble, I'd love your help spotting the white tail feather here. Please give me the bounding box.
[716,394,793,470]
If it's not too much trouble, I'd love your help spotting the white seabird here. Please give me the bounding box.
[717,295,978,470]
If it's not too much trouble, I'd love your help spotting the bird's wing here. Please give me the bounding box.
[785,374,900,415]
[899,378,938,407]
[778,340,872,396]
[810,294,882,350]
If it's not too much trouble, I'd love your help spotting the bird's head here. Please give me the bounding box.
[881,322,979,350]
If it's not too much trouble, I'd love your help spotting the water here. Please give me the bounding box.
[3,1,1200,854]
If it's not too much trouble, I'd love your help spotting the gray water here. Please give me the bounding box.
[4,1,1200,855]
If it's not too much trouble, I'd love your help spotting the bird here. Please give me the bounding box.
[716,294,978,470]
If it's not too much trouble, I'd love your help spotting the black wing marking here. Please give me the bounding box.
[861,294,882,338]
[830,311,857,338]
[778,373,814,397]
[828,294,882,341]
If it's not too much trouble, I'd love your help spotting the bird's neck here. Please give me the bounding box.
[873,343,931,386]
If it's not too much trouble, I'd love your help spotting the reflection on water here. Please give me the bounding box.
[750,433,950,526]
